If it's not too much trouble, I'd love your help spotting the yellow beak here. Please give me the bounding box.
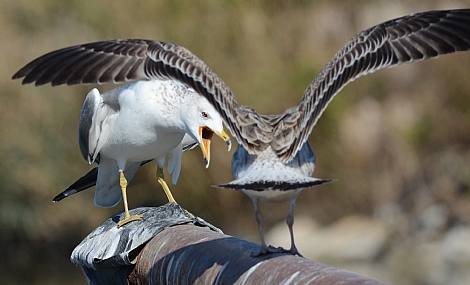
[199,127,232,168]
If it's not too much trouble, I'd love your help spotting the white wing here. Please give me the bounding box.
[167,143,184,185]
[79,88,118,164]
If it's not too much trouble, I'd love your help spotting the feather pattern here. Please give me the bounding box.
[12,10,470,163]
[281,9,470,161]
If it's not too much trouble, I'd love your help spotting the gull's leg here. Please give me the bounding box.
[156,166,194,218]
[287,197,303,257]
[253,198,268,255]
[156,166,176,203]
[117,171,143,227]
[250,197,284,256]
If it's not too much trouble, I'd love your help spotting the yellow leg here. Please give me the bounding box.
[156,166,176,203]
[117,171,143,227]
[157,167,194,218]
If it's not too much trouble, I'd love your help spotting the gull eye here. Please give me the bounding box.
[201,111,208,118]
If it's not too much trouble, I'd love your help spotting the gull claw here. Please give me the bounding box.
[251,245,289,257]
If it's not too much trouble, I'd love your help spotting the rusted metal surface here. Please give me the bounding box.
[72,203,390,285]
[129,225,390,285]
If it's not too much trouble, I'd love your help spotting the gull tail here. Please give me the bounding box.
[217,178,333,191]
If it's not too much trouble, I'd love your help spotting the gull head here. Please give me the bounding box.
[182,95,231,168]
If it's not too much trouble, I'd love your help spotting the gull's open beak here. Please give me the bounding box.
[199,127,232,168]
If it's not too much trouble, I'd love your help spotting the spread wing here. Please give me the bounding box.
[12,39,262,154]
[277,9,470,161]
[14,10,470,164]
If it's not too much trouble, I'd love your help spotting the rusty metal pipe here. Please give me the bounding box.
[128,224,389,285]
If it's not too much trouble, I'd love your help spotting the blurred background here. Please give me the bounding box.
[2,1,470,284]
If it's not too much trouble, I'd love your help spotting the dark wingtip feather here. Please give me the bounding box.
[53,167,99,202]
[52,189,79,202]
